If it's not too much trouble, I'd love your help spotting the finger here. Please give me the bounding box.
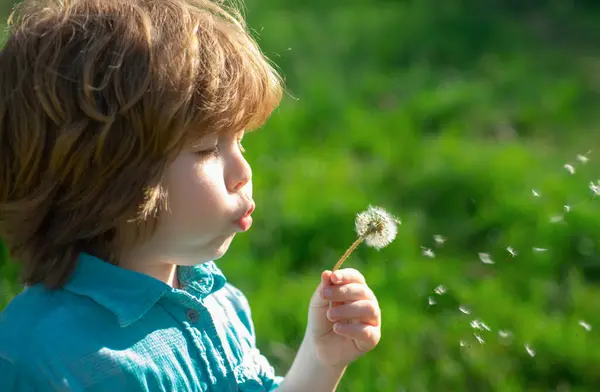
[321,270,334,288]
[332,323,381,353]
[330,268,366,285]
[327,300,380,326]
[321,283,375,303]
[320,270,343,307]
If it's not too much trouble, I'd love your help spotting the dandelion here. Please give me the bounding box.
[564,163,575,175]
[579,320,592,331]
[479,253,494,264]
[331,205,400,272]
[330,205,399,308]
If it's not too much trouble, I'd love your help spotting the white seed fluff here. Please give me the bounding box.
[355,205,400,250]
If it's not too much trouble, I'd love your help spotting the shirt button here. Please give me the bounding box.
[186,309,200,323]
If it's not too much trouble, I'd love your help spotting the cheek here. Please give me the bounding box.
[166,164,226,222]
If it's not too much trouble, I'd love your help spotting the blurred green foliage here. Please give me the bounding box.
[1,0,600,390]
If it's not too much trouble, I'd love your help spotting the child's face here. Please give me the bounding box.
[145,130,253,266]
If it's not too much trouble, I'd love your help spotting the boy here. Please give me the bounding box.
[0,0,382,390]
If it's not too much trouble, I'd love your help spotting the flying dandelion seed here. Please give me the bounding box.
[576,152,590,164]
[428,296,436,306]
[471,319,491,331]
[507,247,518,257]
[579,320,592,331]
[550,215,564,223]
[532,189,541,197]
[459,306,471,315]
[470,319,482,330]
[434,285,446,295]
[564,205,572,212]
[498,330,512,338]
[434,235,446,245]
[474,333,485,344]
[591,182,600,196]
[525,344,536,357]
[421,247,435,258]
[533,247,548,253]
[460,340,466,347]
[479,253,494,264]
[564,164,575,175]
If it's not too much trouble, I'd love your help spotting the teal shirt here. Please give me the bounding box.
[0,253,284,391]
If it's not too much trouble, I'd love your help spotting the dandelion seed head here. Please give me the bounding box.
[479,253,494,264]
[564,163,575,175]
[579,320,592,331]
[355,205,399,250]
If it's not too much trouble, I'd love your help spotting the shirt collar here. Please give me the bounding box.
[63,252,227,327]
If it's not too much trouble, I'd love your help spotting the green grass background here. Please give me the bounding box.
[1,1,600,391]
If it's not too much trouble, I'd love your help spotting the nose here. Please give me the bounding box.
[226,152,252,193]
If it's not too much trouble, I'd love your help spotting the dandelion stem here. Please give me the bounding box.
[329,235,366,310]
[333,236,365,272]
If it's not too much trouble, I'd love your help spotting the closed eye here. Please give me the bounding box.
[195,146,220,158]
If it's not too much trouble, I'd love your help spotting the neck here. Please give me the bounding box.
[118,249,181,288]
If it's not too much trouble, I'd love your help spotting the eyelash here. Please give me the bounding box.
[196,146,220,158]
[195,138,245,158]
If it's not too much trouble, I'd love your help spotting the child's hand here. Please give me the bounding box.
[306,268,381,367]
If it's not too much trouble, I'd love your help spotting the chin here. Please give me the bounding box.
[192,232,235,263]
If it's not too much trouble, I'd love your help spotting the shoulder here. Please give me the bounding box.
[0,286,76,389]
[0,285,116,371]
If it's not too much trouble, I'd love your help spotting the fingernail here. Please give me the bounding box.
[333,272,342,283]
